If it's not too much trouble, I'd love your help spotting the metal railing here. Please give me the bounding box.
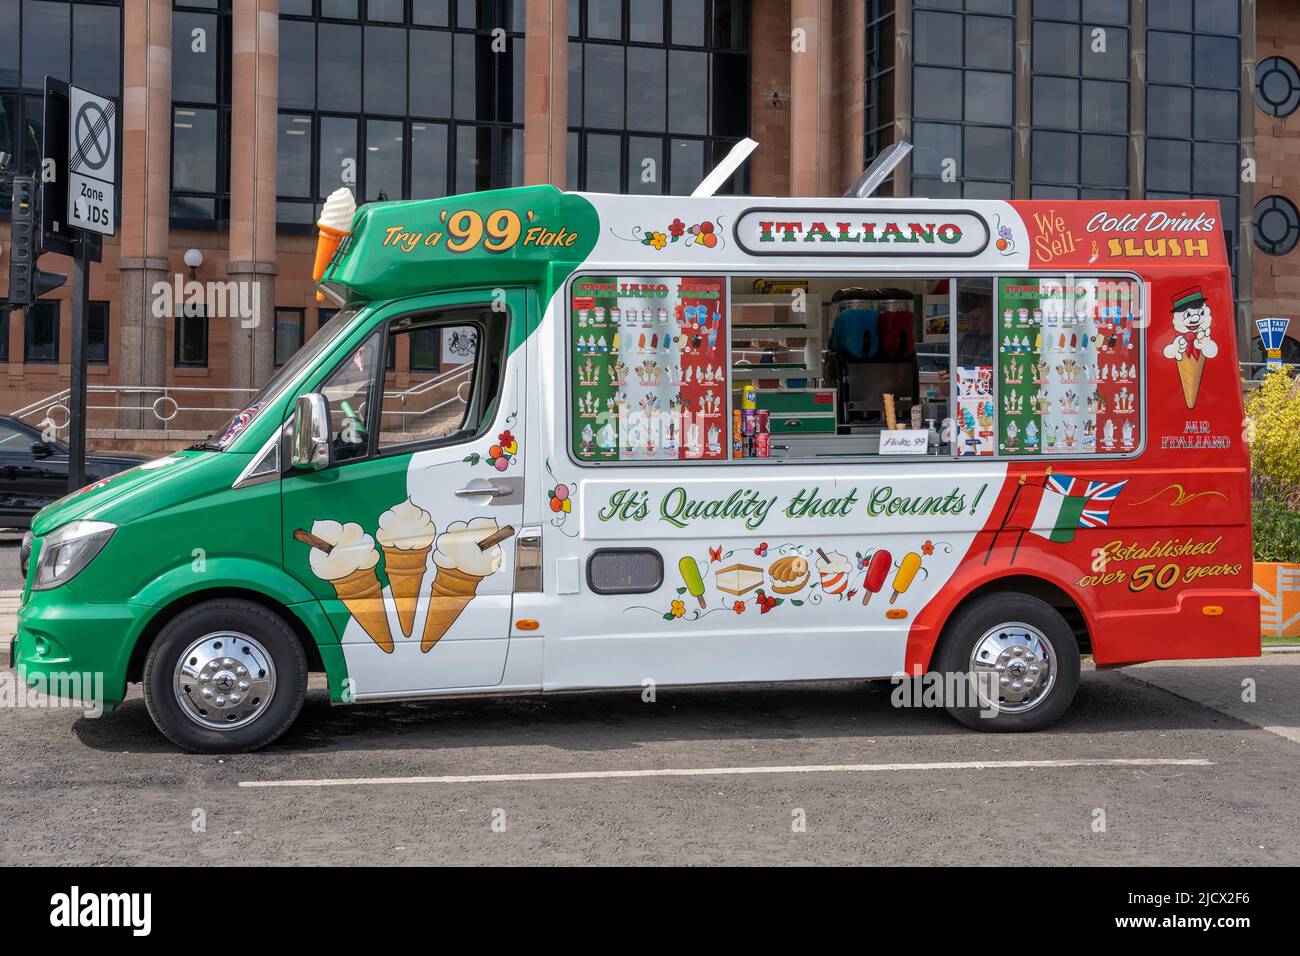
[10,363,476,439]
[379,364,474,434]
[10,385,260,437]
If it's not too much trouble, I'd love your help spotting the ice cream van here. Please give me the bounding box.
[12,167,1259,752]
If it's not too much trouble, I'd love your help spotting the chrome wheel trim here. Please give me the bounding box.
[968,621,1056,715]
[173,631,276,731]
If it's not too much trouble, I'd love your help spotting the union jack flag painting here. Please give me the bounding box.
[1029,475,1128,543]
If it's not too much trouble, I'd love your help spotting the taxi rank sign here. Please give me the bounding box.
[66,85,117,236]
[1255,317,1290,369]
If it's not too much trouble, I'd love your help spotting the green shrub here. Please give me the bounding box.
[1244,366,1300,563]
[1252,494,1300,563]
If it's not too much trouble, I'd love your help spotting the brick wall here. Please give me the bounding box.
[750,0,792,196]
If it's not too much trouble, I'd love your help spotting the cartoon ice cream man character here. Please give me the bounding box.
[295,521,392,653]
[421,518,515,652]
[376,498,436,638]
[1162,286,1217,408]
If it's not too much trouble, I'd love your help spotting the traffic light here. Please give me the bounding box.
[6,174,67,308]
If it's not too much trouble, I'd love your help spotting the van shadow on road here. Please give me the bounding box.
[69,668,1244,756]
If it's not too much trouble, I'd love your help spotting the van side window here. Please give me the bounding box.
[319,330,381,464]
[378,305,507,451]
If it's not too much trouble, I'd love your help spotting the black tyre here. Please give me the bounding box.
[934,592,1080,732]
[142,599,308,753]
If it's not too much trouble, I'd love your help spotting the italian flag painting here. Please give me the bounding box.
[1028,474,1128,543]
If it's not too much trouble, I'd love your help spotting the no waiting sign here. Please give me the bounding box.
[66,85,117,236]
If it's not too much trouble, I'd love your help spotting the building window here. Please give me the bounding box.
[1145,0,1240,278]
[274,308,305,366]
[566,0,750,195]
[1253,196,1300,258]
[1027,0,1130,200]
[315,308,337,337]
[24,300,60,364]
[0,306,10,363]
[88,300,109,365]
[0,1,123,218]
[171,1,231,226]
[409,326,442,371]
[911,0,1016,199]
[175,306,209,368]
[1255,56,1300,119]
[863,0,896,195]
[277,0,524,228]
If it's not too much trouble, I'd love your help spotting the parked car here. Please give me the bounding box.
[0,415,149,531]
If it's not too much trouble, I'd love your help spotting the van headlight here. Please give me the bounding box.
[33,520,117,591]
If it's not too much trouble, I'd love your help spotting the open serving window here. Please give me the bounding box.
[566,271,1143,464]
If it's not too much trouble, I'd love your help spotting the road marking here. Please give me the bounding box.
[239,757,1212,789]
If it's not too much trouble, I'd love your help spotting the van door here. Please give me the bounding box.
[281,290,527,699]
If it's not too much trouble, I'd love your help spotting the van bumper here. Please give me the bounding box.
[12,586,147,710]
[1092,589,1262,666]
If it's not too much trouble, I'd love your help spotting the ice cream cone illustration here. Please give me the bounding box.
[376,498,436,638]
[421,518,515,652]
[313,187,356,284]
[295,521,392,653]
[1176,353,1204,409]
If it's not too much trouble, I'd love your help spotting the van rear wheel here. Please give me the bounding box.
[934,593,1080,732]
[142,599,308,753]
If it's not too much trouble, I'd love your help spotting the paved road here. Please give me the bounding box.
[1,645,1297,866]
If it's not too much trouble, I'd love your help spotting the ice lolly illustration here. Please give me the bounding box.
[376,498,436,638]
[296,522,392,653]
[890,552,923,605]
[679,556,706,608]
[862,548,893,606]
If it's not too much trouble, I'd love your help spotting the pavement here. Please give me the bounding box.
[1,544,1297,865]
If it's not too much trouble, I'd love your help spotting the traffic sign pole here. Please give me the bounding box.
[68,236,90,491]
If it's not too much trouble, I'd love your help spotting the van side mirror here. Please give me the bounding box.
[291,393,331,470]
[30,441,53,460]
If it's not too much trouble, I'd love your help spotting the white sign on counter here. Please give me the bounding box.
[878,430,929,455]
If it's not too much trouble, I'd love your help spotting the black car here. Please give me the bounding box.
[0,415,150,531]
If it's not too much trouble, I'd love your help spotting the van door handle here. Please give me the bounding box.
[456,484,511,498]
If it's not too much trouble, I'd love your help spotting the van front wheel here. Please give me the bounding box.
[934,593,1080,732]
[142,599,308,753]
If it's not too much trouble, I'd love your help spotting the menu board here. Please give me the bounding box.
[997,277,1141,456]
[955,365,995,456]
[571,275,728,462]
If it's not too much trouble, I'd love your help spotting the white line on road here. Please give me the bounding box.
[239,757,1213,789]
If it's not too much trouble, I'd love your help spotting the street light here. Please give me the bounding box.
[184,248,203,280]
